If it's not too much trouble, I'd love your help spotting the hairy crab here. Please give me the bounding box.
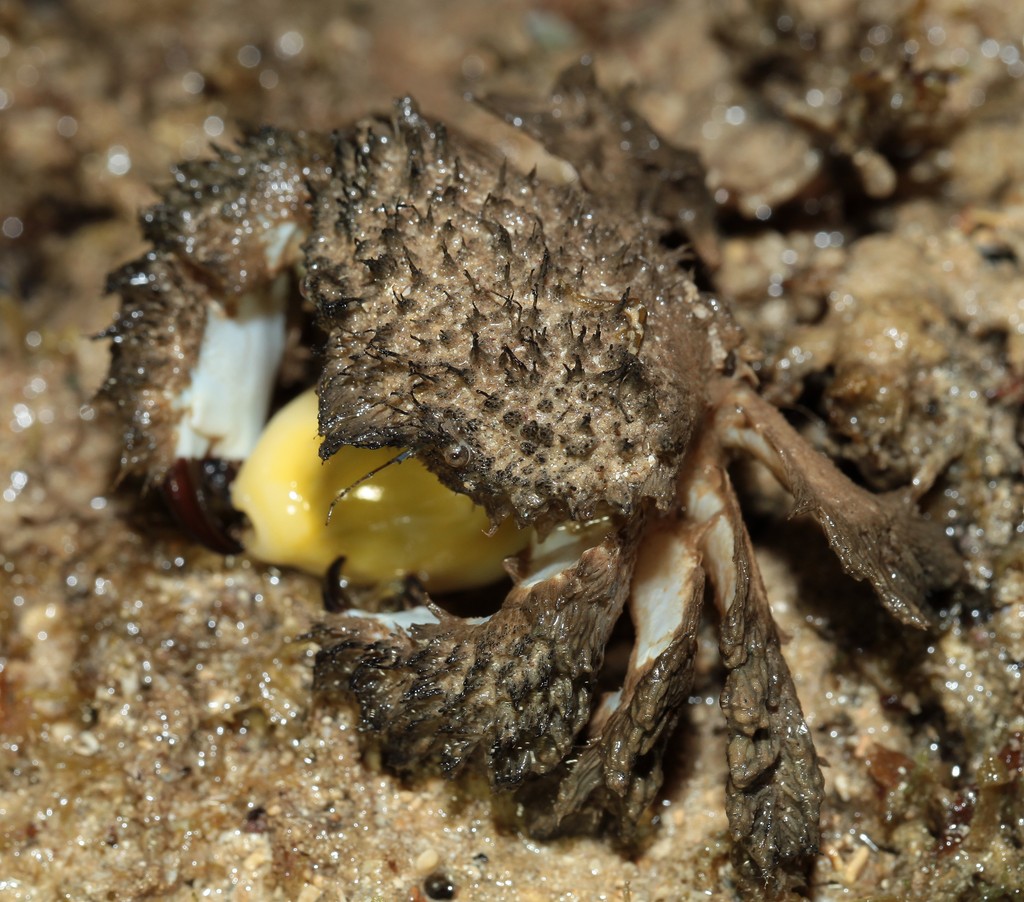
[99,65,959,887]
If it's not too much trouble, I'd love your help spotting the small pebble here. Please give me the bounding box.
[415,848,440,874]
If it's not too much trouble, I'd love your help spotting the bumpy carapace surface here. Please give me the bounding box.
[100,64,960,890]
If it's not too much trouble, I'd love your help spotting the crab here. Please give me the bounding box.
[99,64,960,888]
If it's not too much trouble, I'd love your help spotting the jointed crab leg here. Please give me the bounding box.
[715,383,961,628]
[688,458,825,882]
[527,511,706,835]
[704,382,960,882]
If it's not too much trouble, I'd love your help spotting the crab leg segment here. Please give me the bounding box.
[689,458,825,883]
[526,511,706,836]
[715,384,960,628]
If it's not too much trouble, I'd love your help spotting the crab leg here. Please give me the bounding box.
[714,383,960,628]
[689,459,825,883]
[704,383,959,883]
[524,510,706,836]
[530,430,827,868]
[481,59,720,268]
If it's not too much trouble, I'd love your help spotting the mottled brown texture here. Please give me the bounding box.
[314,520,640,787]
[100,129,333,479]
[95,64,960,893]
[482,62,722,267]
[8,0,1024,898]
[99,253,209,477]
[716,387,962,629]
[307,97,720,533]
[709,463,825,887]
[525,518,707,837]
[712,0,963,201]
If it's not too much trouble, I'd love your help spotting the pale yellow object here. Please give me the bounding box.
[231,389,529,592]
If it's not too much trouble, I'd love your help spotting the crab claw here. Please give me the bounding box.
[312,519,640,787]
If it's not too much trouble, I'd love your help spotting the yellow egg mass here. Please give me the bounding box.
[231,389,529,592]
